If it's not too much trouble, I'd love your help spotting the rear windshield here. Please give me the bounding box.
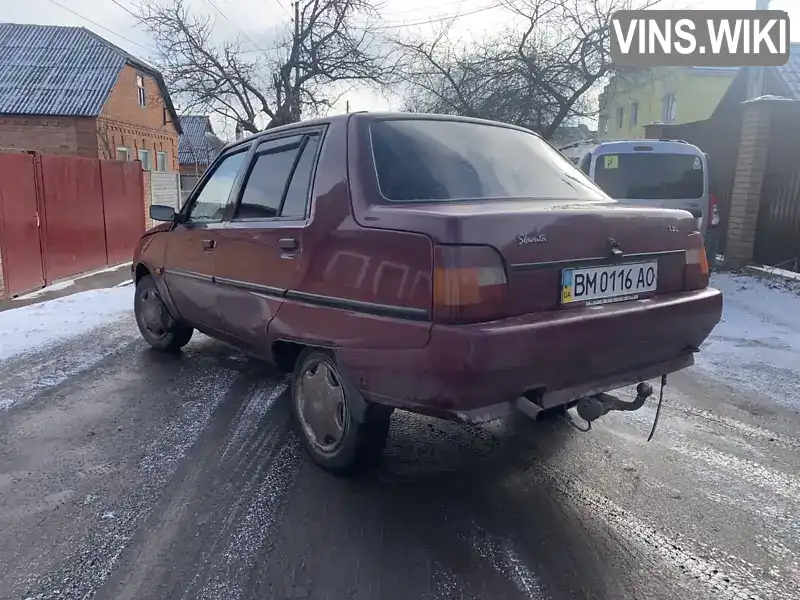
[593,152,705,200]
[369,119,607,202]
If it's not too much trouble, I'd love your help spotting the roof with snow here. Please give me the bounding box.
[178,115,224,166]
[0,23,181,132]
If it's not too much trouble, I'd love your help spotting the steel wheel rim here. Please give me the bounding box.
[296,357,348,454]
[139,288,168,340]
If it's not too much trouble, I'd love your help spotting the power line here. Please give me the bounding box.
[45,0,150,52]
[108,0,140,21]
[268,0,293,19]
[370,2,503,30]
[200,0,262,50]
[382,0,479,17]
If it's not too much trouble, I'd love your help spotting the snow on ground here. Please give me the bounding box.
[0,286,134,361]
[697,272,800,409]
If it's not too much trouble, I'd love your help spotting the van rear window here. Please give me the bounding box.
[369,119,606,202]
[593,153,704,200]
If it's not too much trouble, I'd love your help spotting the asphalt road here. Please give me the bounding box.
[1,315,798,600]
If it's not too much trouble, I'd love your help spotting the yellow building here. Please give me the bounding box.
[598,67,737,141]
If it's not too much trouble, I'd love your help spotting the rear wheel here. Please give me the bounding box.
[134,275,193,352]
[291,348,391,475]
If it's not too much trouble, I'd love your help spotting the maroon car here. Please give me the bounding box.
[132,112,722,473]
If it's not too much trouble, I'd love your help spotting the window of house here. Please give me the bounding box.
[138,149,152,170]
[137,75,146,107]
[156,151,167,171]
[616,107,624,129]
[187,150,248,222]
[598,116,608,135]
[662,93,677,122]
[116,147,130,161]
[630,102,639,126]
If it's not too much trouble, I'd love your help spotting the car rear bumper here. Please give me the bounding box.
[336,288,723,423]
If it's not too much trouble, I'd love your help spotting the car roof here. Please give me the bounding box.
[591,139,705,155]
[219,111,544,155]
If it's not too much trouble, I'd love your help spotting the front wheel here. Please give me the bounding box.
[291,348,391,475]
[134,274,194,352]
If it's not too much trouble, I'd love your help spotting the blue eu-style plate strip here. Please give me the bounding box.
[561,269,574,303]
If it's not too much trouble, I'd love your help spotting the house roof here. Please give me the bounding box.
[0,23,181,132]
[178,115,224,165]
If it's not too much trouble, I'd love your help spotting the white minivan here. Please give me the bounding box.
[577,139,721,239]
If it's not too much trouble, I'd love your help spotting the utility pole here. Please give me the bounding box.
[747,0,771,99]
[293,0,301,121]
[346,99,350,113]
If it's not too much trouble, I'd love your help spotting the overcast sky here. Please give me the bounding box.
[5,0,797,135]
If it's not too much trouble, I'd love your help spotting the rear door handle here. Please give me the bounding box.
[279,237,299,251]
[201,239,217,251]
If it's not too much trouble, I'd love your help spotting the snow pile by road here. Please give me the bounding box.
[0,286,134,361]
[697,272,800,408]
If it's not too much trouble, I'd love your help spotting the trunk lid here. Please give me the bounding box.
[365,199,693,315]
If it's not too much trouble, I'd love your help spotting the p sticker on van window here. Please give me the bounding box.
[604,155,619,169]
[693,157,702,170]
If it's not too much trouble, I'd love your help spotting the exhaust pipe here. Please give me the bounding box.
[576,382,653,423]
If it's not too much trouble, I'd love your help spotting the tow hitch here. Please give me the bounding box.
[566,375,668,441]
[576,382,653,422]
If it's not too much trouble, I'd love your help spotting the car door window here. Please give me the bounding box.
[280,134,320,219]
[235,139,302,220]
[187,150,248,222]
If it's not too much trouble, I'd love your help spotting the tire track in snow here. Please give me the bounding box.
[182,380,301,600]
[0,319,140,411]
[19,366,238,600]
[532,465,789,600]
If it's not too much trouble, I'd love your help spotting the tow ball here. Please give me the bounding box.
[568,375,668,441]
[576,382,653,423]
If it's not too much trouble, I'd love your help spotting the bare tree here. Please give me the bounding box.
[134,0,396,132]
[395,0,655,140]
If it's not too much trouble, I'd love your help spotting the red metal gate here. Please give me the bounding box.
[0,152,145,298]
[100,160,146,265]
[39,155,108,283]
[0,153,45,296]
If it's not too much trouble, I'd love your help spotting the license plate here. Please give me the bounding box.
[561,261,657,306]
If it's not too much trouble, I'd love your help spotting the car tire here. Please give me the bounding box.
[134,274,193,352]
[291,348,391,475]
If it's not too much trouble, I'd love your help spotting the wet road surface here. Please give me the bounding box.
[1,317,798,600]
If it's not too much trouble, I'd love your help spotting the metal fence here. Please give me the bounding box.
[754,111,800,270]
[0,152,144,298]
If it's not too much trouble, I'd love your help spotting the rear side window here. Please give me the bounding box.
[369,119,606,203]
[234,133,319,220]
[593,152,704,200]
[281,135,320,218]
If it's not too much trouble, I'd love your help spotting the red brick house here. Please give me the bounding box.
[0,23,181,170]
[177,114,225,202]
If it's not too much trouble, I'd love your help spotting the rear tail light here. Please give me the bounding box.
[684,232,710,290]
[709,193,720,227]
[433,245,509,324]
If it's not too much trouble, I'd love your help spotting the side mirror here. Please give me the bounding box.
[150,204,176,222]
